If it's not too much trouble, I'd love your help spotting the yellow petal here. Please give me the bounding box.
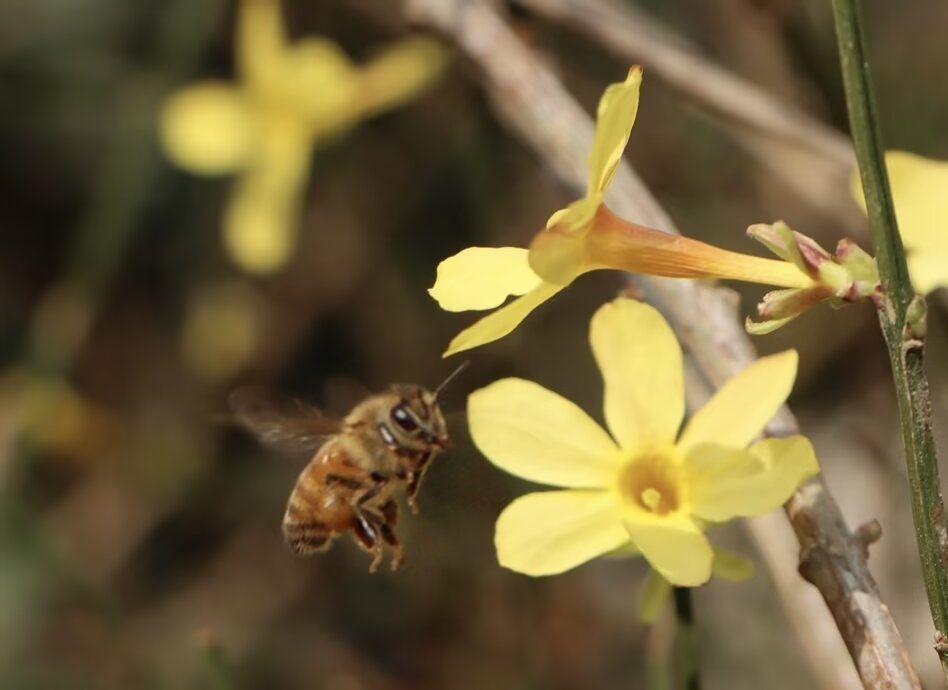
[429,247,543,312]
[358,37,448,117]
[181,281,261,383]
[678,350,797,453]
[623,511,712,586]
[238,0,288,89]
[685,437,819,522]
[443,282,562,357]
[855,151,948,252]
[286,39,359,132]
[908,251,948,294]
[744,314,799,336]
[711,548,756,582]
[545,195,601,232]
[161,83,253,174]
[224,184,297,274]
[529,224,588,287]
[587,67,642,196]
[589,298,684,451]
[223,127,312,274]
[468,378,621,488]
[529,196,602,286]
[604,542,641,559]
[495,490,629,576]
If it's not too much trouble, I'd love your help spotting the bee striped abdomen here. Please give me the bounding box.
[281,451,341,555]
[282,521,330,554]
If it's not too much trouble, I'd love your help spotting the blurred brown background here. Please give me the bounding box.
[2,0,948,688]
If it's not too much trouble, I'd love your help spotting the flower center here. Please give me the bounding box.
[619,452,681,516]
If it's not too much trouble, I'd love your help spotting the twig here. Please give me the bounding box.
[683,362,863,690]
[404,1,921,687]
[509,0,862,226]
[514,0,852,167]
[831,0,948,680]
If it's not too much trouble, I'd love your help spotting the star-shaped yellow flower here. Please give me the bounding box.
[852,151,948,294]
[431,68,874,356]
[161,0,446,274]
[468,298,819,585]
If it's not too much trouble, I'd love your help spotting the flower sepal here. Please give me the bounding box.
[746,222,880,333]
[636,548,755,623]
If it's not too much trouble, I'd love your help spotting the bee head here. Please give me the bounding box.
[387,384,450,451]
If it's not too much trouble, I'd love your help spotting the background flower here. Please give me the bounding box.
[161,0,446,274]
[851,151,948,294]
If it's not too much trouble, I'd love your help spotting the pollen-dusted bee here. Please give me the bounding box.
[228,366,464,572]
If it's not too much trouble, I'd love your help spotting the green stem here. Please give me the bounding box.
[672,588,700,690]
[831,0,948,677]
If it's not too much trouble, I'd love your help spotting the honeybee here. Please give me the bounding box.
[228,365,465,573]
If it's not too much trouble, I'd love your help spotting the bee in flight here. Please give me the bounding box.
[228,365,465,573]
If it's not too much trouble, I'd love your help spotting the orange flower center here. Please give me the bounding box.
[620,452,682,516]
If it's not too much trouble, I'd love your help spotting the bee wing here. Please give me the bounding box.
[227,386,342,455]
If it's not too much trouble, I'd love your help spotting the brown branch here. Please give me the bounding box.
[514,0,853,166]
[404,1,920,687]
[682,358,864,690]
[511,0,863,227]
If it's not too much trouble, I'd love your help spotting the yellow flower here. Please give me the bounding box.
[467,298,819,586]
[0,369,117,462]
[430,68,873,355]
[851,151,948,294]
[180,281,263,383]
[161,0,446,274]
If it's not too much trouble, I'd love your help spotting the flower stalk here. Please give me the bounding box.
[672,587,700,690]
[831,0,948,676]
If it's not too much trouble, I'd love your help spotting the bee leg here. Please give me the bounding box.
[353,512,384,573]
[388,542,404,572]
[381,498,399,526]
[406,453,433,515]
[354,475,388,511]
[379,500,403,571]
[406,471,425,515]
[325,474,364,490]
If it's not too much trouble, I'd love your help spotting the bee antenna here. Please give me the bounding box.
[433,360,470,400]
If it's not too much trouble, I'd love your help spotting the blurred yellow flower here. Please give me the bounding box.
[161,0,447,274]
[851,151,948,294]
[467,298,819,586]
[0,369,117,465]
[180,281,263,383]
[430,68,874,355]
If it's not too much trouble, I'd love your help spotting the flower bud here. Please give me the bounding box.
[746,222,880,334]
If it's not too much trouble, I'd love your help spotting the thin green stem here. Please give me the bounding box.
[672,587,699,690]
[831,0,948,677]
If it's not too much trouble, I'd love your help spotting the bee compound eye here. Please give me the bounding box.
[391,405,418,432]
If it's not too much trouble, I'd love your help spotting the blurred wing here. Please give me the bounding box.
[228,386,342,455]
